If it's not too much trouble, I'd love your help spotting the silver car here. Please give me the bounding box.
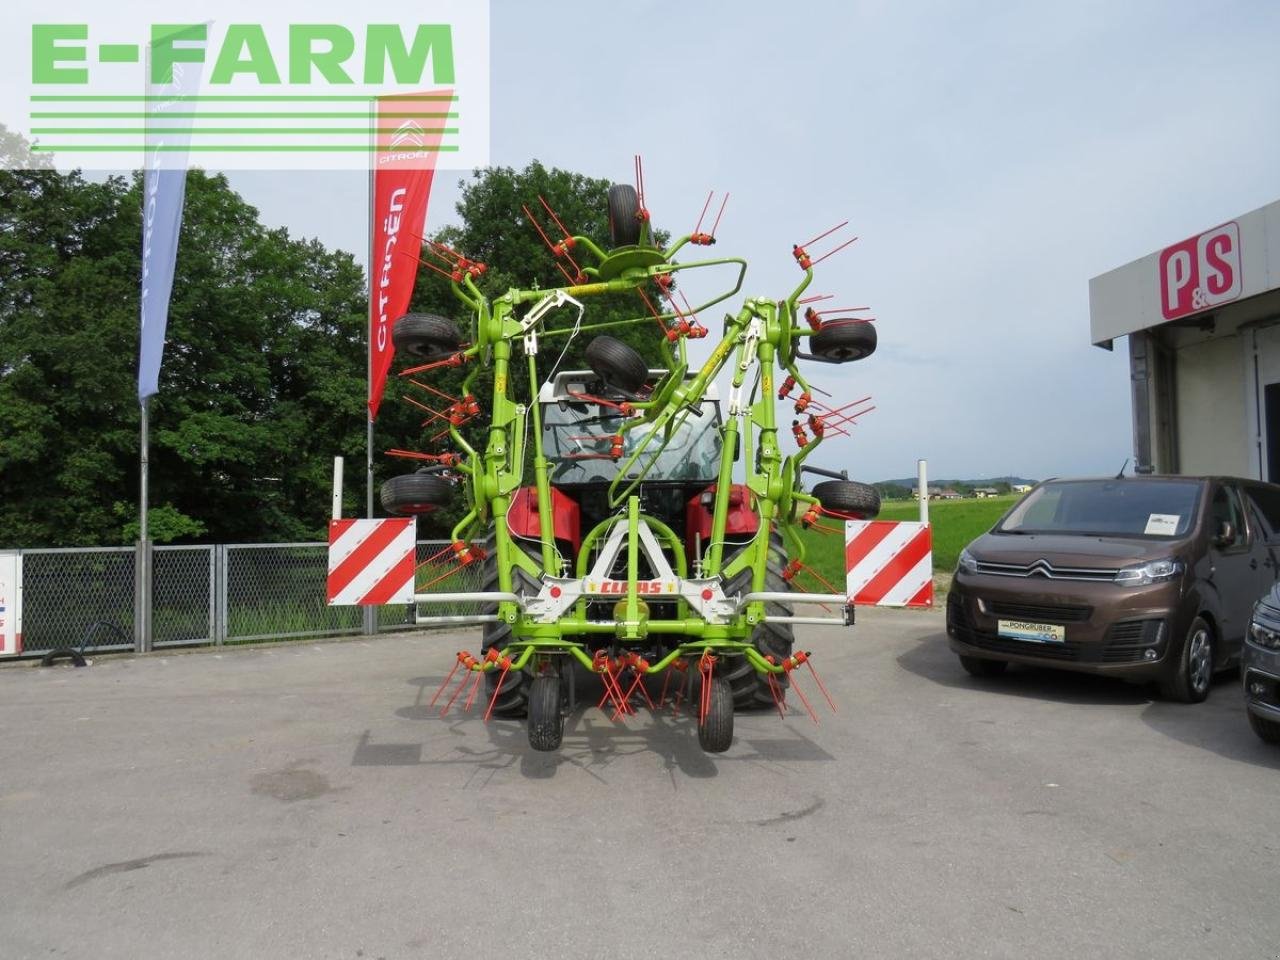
[1244,586,1280,744]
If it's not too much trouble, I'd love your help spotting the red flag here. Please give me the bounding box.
[368,90,452,418]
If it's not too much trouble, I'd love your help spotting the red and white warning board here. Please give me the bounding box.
[327,518,416,606]
[0,551,22,656]
[845,520,933,608]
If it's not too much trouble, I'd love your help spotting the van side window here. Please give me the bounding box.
[1244,484,1280,541]
[1210,485,1247,548]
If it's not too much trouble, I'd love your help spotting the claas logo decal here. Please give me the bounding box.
[585,580,677,595]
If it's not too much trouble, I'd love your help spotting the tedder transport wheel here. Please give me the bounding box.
[812,480,881,519]
[585,335,648,394]
[392,313,462,361]
[722,532,794,710]
[809,320,877,363]
[527,674,564,751]
[380,473,454,515]
[698,674,734,753]
[607,183,642,247]
[480,527,542,717]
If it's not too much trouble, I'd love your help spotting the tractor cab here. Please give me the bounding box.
[539,369,722,486]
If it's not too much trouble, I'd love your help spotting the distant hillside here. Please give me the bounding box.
[875,475,1037,489]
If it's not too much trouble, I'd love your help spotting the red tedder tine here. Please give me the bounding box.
[482,659,512,722]
[430,657,463,708]
[808,660,837,714]
[462,669,484,713]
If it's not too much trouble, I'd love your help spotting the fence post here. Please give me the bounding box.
[134,539,153,653]
[207,545,218,645]
[214,544,228,644]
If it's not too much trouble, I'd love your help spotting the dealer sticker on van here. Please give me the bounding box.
[998,620,1065,643]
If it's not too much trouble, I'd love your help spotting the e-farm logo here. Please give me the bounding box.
[32,24,456,87]
[8,1,490,171]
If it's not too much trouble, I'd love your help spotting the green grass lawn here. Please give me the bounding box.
[796,494,1019,594]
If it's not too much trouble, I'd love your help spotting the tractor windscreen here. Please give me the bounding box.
[543,401,722,484]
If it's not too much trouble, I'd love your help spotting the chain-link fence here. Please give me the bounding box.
[19,547,136,654]
[223,543,363,643]
[156,546,215,647]
[8,540,486,657]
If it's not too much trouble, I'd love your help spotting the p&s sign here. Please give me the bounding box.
[1158,222,1242,320]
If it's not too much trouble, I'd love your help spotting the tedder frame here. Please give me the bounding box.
[384,171,879,752]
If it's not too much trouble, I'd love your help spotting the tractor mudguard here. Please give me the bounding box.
[507,486,582,553]
[685,483,759,562]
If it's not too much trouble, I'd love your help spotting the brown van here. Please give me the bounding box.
[947,476,1280,702]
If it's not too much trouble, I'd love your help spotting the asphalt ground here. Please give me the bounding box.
[1,608,1278,960]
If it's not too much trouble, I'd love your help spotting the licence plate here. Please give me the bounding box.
[998,620,1065,644]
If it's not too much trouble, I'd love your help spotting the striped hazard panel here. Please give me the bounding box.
[845,520,933,608]
[327,518,416,606]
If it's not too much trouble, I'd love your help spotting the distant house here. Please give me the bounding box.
[911,486,943,499]
[974,487,1000,498]
[1012,483,1033,493]
[936,488,962,500]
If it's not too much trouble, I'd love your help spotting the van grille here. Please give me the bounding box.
[986,601,1092,623]
[950,593,1166,666]
[948,594,1082,661]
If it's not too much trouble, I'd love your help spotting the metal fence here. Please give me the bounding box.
[11,540,487,657]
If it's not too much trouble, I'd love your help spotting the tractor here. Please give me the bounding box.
[380,174,880,753]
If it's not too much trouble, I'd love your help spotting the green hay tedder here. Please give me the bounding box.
[382,164,880,752]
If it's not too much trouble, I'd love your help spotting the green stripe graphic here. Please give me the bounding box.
[29,94,458,102]
[31,144,462,152]
[31,112,459,119]
[31,128,460,135]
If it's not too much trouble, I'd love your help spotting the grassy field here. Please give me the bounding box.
[797,494,1019,593]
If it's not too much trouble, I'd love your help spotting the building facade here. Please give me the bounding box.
[1090,199,1280,479]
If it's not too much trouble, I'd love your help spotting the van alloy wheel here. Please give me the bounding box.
[1187,627,1212,696]
[1160,616,1214,704]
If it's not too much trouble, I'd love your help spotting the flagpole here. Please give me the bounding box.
[364,96,377,636]
[367,95,376,523]
[137,395,152,653]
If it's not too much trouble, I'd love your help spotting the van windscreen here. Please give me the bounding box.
[998,480,1201,538]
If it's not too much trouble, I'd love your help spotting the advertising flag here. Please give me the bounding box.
[368,90,451,418]
[138,26,204,400]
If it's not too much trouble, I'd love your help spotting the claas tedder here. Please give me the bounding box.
[381,160,881,753]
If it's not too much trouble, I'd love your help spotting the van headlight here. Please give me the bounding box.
[1249,619,1280,650]
[1114,558,1182,586]
[957,548,979,575]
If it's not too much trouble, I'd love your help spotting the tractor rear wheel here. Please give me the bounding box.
[607,183,642,247]
[480,528,543,717]
[392,313,462,361]
[585,335,648,394]
[809,320,877,363]
[722,532,795,710]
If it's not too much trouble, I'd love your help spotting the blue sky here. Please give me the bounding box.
[230,0,1280,482]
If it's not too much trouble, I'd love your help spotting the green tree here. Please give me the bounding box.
[1,131,369,546]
